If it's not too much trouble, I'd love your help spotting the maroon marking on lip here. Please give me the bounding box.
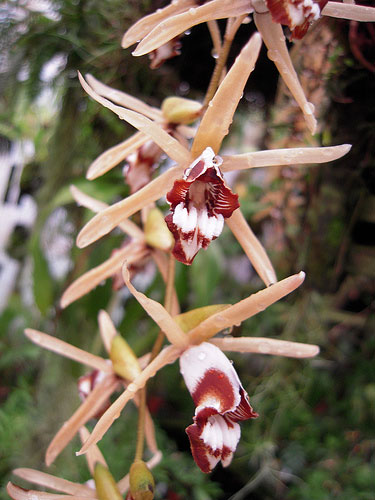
[192,368,236,412]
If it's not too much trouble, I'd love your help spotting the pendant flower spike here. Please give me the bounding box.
[76,32,350,282]
[77,265,320,472]
[123,0,375,133]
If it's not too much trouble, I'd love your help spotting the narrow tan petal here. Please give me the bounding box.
[13,469,94,497]
[24,329,112,373]
[133,0,253,56]
[144,406,158,454]
[221,144,352,171]
[86,132,149,180]
[46,375,118,466]
[60,241,149,308]
[98,310,117,354]
[210,337,319,358]
[7,483,96,500]
[85,74,162,121]
[79,427,107,476]
[79,73,191,166]
[188,272,306,343]
[122,265,188,349]
[76,165,184,248]
[117,451,162,495]
[77,346,181,455]
[226,209,277,286]
[191,32,262,156]
[70,186,144,240]
[121,0,197,48]
[254,12,317,134]
[322,2,375,21]
[152,249,180,316]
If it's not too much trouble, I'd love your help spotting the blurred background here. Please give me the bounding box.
[0,0,374,498]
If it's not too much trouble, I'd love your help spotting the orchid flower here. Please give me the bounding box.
[82,74,198,184]
[123,0,375,132]
[76,264,319,472]
[24,311,159,467]
[76,33,350,283]
[7,426,161,500]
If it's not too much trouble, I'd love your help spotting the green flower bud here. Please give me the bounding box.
[94,463,123,500]
[110,335,141,381]
[175,304,230,333]
[144,208,174,251]
[161,97,202,125]
[129,460,155,500]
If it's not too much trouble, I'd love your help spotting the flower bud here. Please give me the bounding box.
[175,304,230,333]
[144,208,174,251]
[129,460,155,500]
[110,335,141,381]
[161,97,202,125]
[94,463,123,500]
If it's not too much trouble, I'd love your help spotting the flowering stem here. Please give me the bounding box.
[134,386,147,461]
[203,15,247,110]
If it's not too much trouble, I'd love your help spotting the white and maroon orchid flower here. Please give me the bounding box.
[165,147,239,264]
[180,342,258,472]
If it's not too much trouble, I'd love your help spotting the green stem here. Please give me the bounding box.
[134,386,147,461]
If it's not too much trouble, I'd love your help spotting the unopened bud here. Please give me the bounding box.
[144,208,174,251]
[161,97,202,125]
[129,460,155,500]
[175,304,230,333]
[94,463,123,500]
[110,335,141,381]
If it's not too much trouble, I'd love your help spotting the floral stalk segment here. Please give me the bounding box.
[165,147,239,264]
[180,342,258,472]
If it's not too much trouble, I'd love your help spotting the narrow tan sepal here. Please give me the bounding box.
[76,165,184,248]
[24,329,112,373]
[192,32,262,156]
[322,2,375,21]
[122,265,188,349]
[254,12,317,134]
[77,346,180,455]
[210,337,319,358]
[12,469,94,497]
[189,272,306,343]
[46,374,118,466]
[226,209,277,286]
[133,0,253,56]
[86,132,149,180]
[7,482,96,500]
[221,144,352,171]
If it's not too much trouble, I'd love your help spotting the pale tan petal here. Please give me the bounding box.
[76,165,184,248]
[254,12,317,134]
[322,2,375,21]
[60,241,149,308]
[133,0,253,56]
[188,272,306,343]
[85,74,162,121]
[24,329,112,373]
[97,310,117,354]
[226,209,277,286]
[86,132,149,180]
[46,375,119,466]
[7,483,96,500]
[79,73,191,166]
[210,337,319,358]
[79,427,107,476]
[13,469,94,497]
[70,186,144,240]
[117,451,162,495]
[151,249,180,316]
[122,265,188,348]
[221,144,352,171]
[121,0,197,49]
[77,346,181,455]
[191,32,262,156]
[144,406,158,454]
